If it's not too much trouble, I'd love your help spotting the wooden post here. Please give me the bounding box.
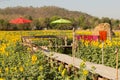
[115,48,119,80]
[55,38,57,52]
[48,39,52,51]
[72,27,75,65]
[102,41,104,64]
[64,36,67,46]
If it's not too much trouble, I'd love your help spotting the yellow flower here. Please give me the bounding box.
[107,42,112,47]
[5,52,9,56]
[27,47,31,51]
[99,43,102,48]
[2,61,4,65]
[0,47,5,53]
[118,41,120,46]
[5,67,9,72]
[19,66,24,72]
[91,41,99,47]
[61,68,67,77]
[32,55,37,62]
[14,67,17,71]
[83,69,88,75]
[84,41,89,47]
[39,65,43,71]
[80,61,86,68]
[32,61,36,64]
[105,40,112,47]
[0,68,2,73]
[81,39,84,43]
[112,41,117,46]
[25,63,28,66]
[58,64,64,72]
[31,55,37,64]
[0,78,4,80]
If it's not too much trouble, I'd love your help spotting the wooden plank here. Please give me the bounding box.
[43,51,120,80]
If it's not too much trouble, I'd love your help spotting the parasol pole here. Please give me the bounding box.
[19,24,23,41]
[99,30,107,65]
[72,27,75,66]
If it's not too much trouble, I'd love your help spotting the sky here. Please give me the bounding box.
[0,0,120,20]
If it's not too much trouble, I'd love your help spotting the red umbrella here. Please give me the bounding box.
[9,17,32,37]
[9,17,32,24]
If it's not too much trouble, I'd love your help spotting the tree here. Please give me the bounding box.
[33,19,41,30]
[78,15,86,29]
[100,17,111,25]
[44,18,50,29]
[112,19,120,30]
[69,17,78,29]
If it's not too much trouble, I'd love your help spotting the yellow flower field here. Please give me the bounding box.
[0,30,120,79]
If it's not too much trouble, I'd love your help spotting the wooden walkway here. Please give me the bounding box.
[21,35,120,80]
[43,51,120,80]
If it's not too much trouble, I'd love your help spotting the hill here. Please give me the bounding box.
[0,6,94,19]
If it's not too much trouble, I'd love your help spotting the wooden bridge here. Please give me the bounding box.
[43,51,120,80]
[22,35,120,80]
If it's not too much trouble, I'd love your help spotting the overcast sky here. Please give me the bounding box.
[0,0,120,19]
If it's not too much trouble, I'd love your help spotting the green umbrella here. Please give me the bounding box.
[51,18,71,24]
